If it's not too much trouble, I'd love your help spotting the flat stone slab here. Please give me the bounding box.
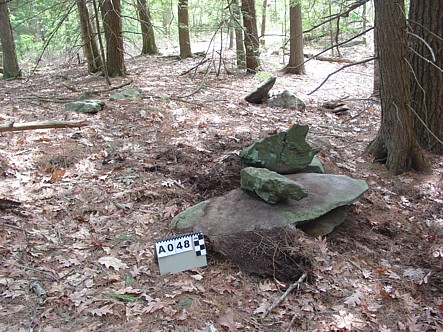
[65,100,105,114]
[172,173,368,236]
[298,207,346,237]
[110,88,141,100]
[240,124,320,174]
[240,167,307,204]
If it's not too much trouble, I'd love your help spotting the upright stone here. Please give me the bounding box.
[240,124,320,174]
[244,76,276,104]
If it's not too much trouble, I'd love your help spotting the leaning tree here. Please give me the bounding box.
[366,0,430,174]
[77,0,102,73]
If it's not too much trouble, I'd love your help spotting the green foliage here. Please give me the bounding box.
[8,0,79,65]
[4,0,373,68]
[255,70,273,80]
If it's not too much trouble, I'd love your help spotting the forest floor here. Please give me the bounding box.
[0,43,442,332]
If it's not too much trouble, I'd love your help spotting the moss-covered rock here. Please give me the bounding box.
[240,124,320,174]
[65,100,105,114]
[240,167,307,204]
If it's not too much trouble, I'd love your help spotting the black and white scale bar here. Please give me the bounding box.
[155,232,207,275]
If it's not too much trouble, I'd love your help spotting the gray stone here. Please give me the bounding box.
[301,156,325,174]
[172,173,368,234]
[298,207,346,237]
[244,76,276,104]
[110,88,141,100]
[265,90,306,112]
[240,124,320,174]
[169,200,208,231]
[171,173,367,281]
[240,167,307,204]
[65,100,105,114]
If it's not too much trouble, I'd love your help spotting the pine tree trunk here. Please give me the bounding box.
[284,3,305,75]
[0,2,20,79]
[241,0,261,73]
[372,26,380,96]
[260,0,267,46]
[233,0,245,69]
[137,0,158,55]
[409,0,443,154]
[99,0,126,77]
[366,0,430,175]
[77,0,102,73]
[178,0,192,59]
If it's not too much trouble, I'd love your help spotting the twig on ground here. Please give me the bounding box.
[263,273,306,318]
[180,58,210,76]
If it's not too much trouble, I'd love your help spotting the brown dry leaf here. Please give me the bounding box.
[216,308,237,332]
[88,304,114,317]
[344,290,364,307]
[50,167,66,180]
[98,256,128,270]
[163,204,178,218]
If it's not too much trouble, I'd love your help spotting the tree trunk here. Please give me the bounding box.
[366,0,430,175]
[260,0,267,46]
[372,26,380,96]
[77,0,102,73]
[409,0,443,154]
[0,1,20,79]
[137,0,158,55]
[163,7,172,37]
[178,0,192,59]
[241,0,261,73]
[284,2,305,75]
[99,0,126,77]
[232,0,245,69]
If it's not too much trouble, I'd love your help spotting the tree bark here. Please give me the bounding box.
[366,0,430,175]
[99,0,126,77]
[137,0,158,55]
[372,26,380,96]
[77,0,102,73]
[178,0,192,59]
[260,0,267,46]
[409,0,443,154]
[284,2,305,75]
[232,0,245,69]
[0,1,20,79]
[241,0,261,73]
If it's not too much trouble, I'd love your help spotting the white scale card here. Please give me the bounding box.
[155,232,207,275]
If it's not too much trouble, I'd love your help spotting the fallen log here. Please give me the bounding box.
[304,53,355,64]
[0,120,88,133]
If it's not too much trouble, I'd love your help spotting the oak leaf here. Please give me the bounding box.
[98,256,128,270]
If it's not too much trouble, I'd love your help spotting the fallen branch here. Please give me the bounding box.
[308,57,376,95]
[304,54,354,64]
[88,79,134,95]
[0,120,88,133]
[263,273,306,318]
